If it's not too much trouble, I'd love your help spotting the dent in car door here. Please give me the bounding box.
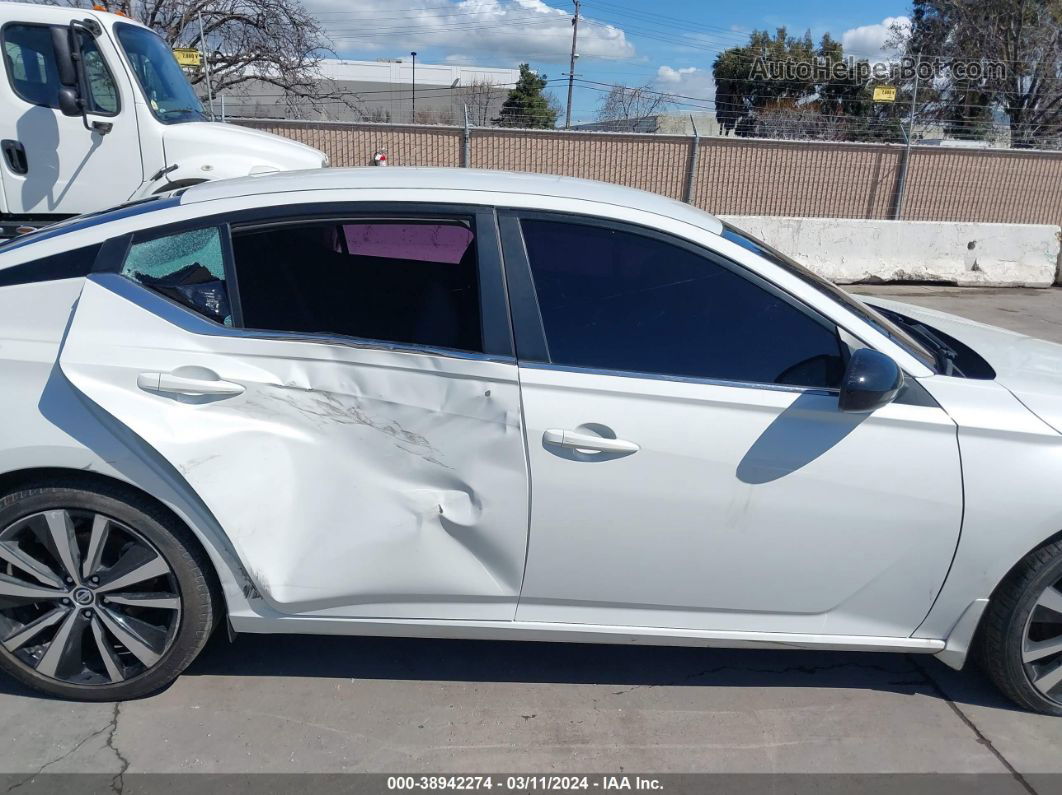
[57,212,530,620]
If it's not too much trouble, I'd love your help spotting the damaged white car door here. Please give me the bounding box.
[58,206,530,619]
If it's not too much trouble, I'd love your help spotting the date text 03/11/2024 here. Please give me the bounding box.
[386,776,665,790]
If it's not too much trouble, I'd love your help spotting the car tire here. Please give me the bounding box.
[0,481,218,701]
[978,538,1062,716]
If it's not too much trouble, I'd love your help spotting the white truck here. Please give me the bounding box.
[0,1,326,237]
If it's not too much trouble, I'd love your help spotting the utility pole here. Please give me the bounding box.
[893,52,922,220]
[564,0,580,129]
[411,51,417,123]
[198,10,214,121]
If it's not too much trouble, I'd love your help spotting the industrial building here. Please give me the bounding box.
[211,58,520,124]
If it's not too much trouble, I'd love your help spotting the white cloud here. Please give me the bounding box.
[656,65,696,83]
[307,0,635,63]
[654,65,715,105]
[841,16,911,62]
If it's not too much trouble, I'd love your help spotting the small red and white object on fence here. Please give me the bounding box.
[373,150,388,166]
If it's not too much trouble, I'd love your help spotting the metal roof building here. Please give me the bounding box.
[213,58,520,125]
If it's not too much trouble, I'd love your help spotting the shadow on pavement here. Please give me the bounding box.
[180,630,1022,713]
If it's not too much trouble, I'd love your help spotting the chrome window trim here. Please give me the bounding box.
[520,360,839,397]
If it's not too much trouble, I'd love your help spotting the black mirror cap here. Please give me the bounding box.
[838,348,904,413]
[50,27,78,87]
[57,87,82,118]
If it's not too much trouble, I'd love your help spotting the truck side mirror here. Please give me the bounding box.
[57,86,81,117]
[50,26,78,88]
[51,20,107,133]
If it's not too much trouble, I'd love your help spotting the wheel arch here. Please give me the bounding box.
[0,466,252,619]
[935,526,1062,671]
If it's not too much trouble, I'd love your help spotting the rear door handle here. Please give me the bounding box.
[1,140,27,175]
[543,429,640,454]
[138,372,245,397]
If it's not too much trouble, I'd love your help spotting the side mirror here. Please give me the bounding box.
[52,21,99,128]
[838,348,903,413]
[57,86,81,117]
[50,26,78,88]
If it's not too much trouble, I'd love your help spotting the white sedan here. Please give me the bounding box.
[0,169,1060,713]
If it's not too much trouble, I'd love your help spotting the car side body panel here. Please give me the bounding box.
[58,275,530,618]
[0,171,1057,666]
[513,365,962,637]
[0,276,259,617]
[914,375,1062,641]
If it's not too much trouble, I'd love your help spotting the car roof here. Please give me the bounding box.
[180,167,724,235]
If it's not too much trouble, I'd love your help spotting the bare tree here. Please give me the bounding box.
[463,78,501,126]
[361,107,392,124]
[62,0,355,111]
[413,108,456,125]
[595,83,674,130]
[748,105,850,141]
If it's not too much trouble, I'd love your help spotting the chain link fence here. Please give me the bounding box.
[233,118,1062,230]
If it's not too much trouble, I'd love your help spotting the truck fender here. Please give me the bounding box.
[133,155,282,199]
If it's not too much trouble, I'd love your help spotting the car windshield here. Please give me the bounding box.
[720,223,937,370]
[115,23,206,124]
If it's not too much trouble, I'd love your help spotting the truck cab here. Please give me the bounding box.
[0,1,325,236]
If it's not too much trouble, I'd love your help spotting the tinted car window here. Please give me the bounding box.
[0,244,101,288]
[232,219,482,353]
[520,219,846,388]
[0,197,179,254]
[720,223,936,369]
[121,227,231,324]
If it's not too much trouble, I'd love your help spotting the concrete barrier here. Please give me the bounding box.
[721,216,1062,287]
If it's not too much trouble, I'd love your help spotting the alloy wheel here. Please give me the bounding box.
[1022,578,1062,704]
[0,509,181,685]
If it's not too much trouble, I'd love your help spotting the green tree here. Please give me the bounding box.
[901,0,1062,148]
[494,64,558,129]
[713,27,907,142]
[713,28,817,135]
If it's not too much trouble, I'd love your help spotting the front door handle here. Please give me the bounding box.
[138,372,245,397]
[1,140,27,175]
[543,429,640,454]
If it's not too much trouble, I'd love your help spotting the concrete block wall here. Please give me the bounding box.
[722,216,1062,288]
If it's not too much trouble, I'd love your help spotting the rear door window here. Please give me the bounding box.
[231,218,482,353]
[121,226,231,324]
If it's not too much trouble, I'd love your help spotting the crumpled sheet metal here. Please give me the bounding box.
[60,280,530,619]
[172,355,529,617]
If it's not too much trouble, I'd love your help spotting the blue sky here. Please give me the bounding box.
[310,0,912,123]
